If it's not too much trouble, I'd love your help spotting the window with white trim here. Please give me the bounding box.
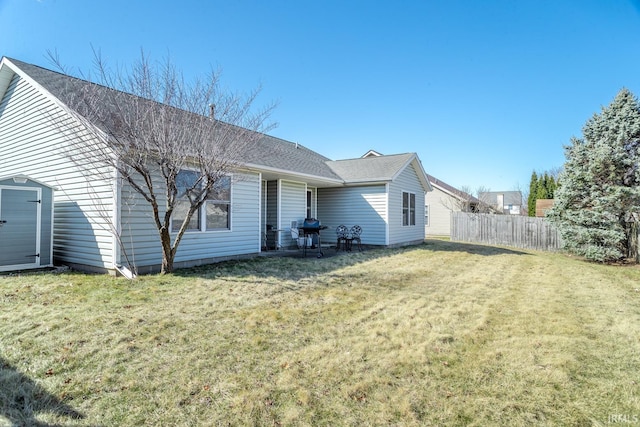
[171,170,231,232]
[206,176,231,230]
[403,191,416,226]
[172,170,201,232]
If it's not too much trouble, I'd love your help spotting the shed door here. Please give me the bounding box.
[0,187,40,269]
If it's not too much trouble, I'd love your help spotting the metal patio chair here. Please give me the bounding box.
[336,224,349,251]
[350,225,362,251]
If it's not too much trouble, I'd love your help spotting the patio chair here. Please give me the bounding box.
[350,225,362,251]
[290,220,306,249]
[290,220,299,248]
[336,224,349,251]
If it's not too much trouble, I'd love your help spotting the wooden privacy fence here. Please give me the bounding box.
[451,212,563,252]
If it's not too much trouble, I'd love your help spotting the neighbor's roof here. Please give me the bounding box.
[426,173,479,203]
[479,191,523,205]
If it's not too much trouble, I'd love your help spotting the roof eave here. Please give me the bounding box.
[391,154,432,192]
[243,162,344,185]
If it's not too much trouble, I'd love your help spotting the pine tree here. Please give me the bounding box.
[528,171,538,216]
[536,173,549,200]
[547,88,640,262]
[546,175,557,199]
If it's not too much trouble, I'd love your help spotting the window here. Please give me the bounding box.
[403,191,416,226]
[172,170,201,232]
[306,190,312,219]
[171,170,231,232]
[425,204,430,227]
[206,176,231,230]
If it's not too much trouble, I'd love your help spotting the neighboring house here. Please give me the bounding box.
[479,191,523,215]
[0,57,432,274]
[424,174,479,237]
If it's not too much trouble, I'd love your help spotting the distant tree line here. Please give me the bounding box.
[527,171,558,217]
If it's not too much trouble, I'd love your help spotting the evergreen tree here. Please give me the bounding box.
[547,88,640,262]
[528,171,538,216]
[546,175,557,199]
[536,173,549,200]
[528,171,559,217]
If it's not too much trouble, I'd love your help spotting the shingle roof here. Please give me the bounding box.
[326,153,415,182]
[3,57,429,188]
[479,191,523,205]
[5,58,343,182]
[426,173,479,203]
[242,134,342,180]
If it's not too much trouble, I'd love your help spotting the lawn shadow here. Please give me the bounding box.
[175,239,529,285]
[175,244,402,283]
[0,356,84,426]
[422,239,531,256]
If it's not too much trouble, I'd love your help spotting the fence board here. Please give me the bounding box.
[451,212,563,252]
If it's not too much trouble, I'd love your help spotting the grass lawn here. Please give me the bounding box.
[1,239,639,426]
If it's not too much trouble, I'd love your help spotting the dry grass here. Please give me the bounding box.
[1,240,639,426]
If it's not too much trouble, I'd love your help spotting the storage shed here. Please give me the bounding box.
[0,175,55,272]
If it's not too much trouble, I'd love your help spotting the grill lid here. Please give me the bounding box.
[302,218,320,229]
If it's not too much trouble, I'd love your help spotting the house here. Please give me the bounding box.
[424,174,479,237]
[478,191,523,215]
[0,57,432,274]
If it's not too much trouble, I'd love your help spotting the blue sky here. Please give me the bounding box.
[2,0,640,193]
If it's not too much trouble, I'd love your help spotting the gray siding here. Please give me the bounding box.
[0,178,54,269]
[425,186,458,237]
[119,172,262,270]
[388,164,425,245]
[278,180,307,248]
[317,184,388,245]
[0,73,116,270]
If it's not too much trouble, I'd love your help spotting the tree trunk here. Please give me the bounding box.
[159,228,174,274]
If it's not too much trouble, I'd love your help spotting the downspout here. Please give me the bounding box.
[112,166,136,279]
[112,166,120,271]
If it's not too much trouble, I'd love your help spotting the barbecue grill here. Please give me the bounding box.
[299,218,327,257]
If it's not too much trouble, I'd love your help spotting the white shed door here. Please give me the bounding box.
[0,187,40,270]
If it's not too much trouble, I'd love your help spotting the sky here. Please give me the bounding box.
[2,0,640,194]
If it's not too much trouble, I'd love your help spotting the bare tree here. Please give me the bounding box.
[439,184,478,212]
[471,186,497,213]
[49,51,276,273]
[444,185,496,213]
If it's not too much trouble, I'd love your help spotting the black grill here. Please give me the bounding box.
[299,218,326,257]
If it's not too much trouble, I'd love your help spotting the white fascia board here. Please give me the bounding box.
[389,154,433,192]
[2,58,110,143]
[0,175,59,190]
[243,163,344,185]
